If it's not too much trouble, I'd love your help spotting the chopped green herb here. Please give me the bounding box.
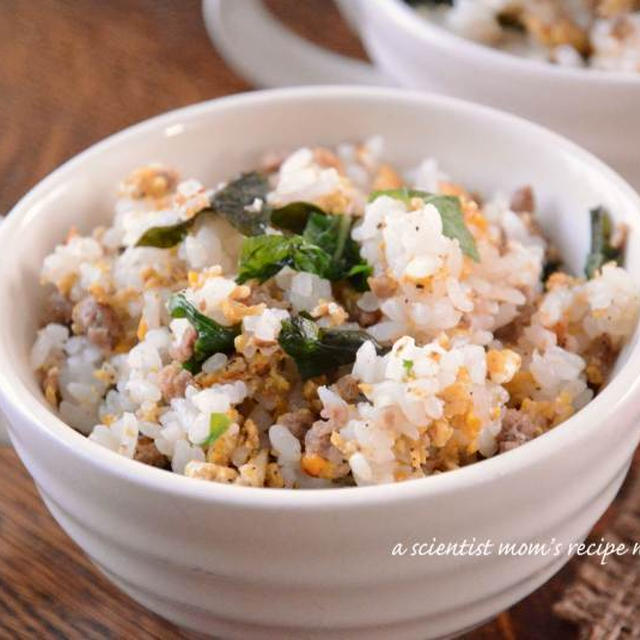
[168,293,240,373]
[201,412,231,447]
[585,206,622,279]
[210,172,271,236]
[368,188,480,262]
[402,359,414,375]
[430,195,480,262]
[302,211,349,258]
[236,235,333,284]
[271,202,371,290]
[136,172,270,247]
[302,212,372,290]
[270,201,327,234]
[137,179,373,289]
[278,315,387,379]
[344,262,374,291]
[236,210,372,289]
[135,218,194,249]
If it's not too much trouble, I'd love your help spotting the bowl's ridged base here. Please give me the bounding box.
[38,460,629,640]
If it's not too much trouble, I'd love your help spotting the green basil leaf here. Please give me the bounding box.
[270,201,327,234]
[278,315,387,379]
[201,412,231,447]
[368,188,480,262]
[302,212,371,290]
[585,206,622,279]
[290,240,334,278]
[168,293,240,373]
[271,201,371,289]
[236,235,297,284]
[210,171,270,236]
[135,218,195,248]
[428,195,480,262]
[301,212,344,256]
[136,172,270,248]
[236,235,333,284]
[345,262,373,292]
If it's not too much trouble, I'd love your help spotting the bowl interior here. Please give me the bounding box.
[2,88,640,440]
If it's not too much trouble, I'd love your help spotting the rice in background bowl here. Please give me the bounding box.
[329,0,640,189]
[410,0,640,72]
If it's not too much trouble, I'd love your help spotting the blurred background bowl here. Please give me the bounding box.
[203,0,640,188]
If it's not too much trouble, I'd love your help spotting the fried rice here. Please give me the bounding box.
[31,138,640,487]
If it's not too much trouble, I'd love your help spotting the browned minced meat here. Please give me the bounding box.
[304,420,349,476]
[509,185,546,240]
[584,334,618,388]
[330,282,380,327]
[134,437,170,469]
[494,302,537,345]
[509,185,563,272]
[510,185,535,214]
[496,408,541,453]
[368,275,398,299]
[244,283,289,309]
[169,325,197,362]
[71,297,122,349]
[351,307,381,328]
[276,408,315,440]
[43,289,73,325]
[158,362,194,402]
[305,420,335,457]
[334,374,362,404]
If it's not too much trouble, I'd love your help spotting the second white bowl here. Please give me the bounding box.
[203,0,640,189]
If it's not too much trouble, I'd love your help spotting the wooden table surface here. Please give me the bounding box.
[0,1,623,637]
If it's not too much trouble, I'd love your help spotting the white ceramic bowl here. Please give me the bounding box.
[203,0,640,188]
[1,87,640,640]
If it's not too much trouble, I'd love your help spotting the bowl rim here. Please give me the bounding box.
[381,0,640,86]
[1,85,640,509]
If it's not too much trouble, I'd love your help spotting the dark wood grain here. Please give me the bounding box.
[0,0,624,637]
